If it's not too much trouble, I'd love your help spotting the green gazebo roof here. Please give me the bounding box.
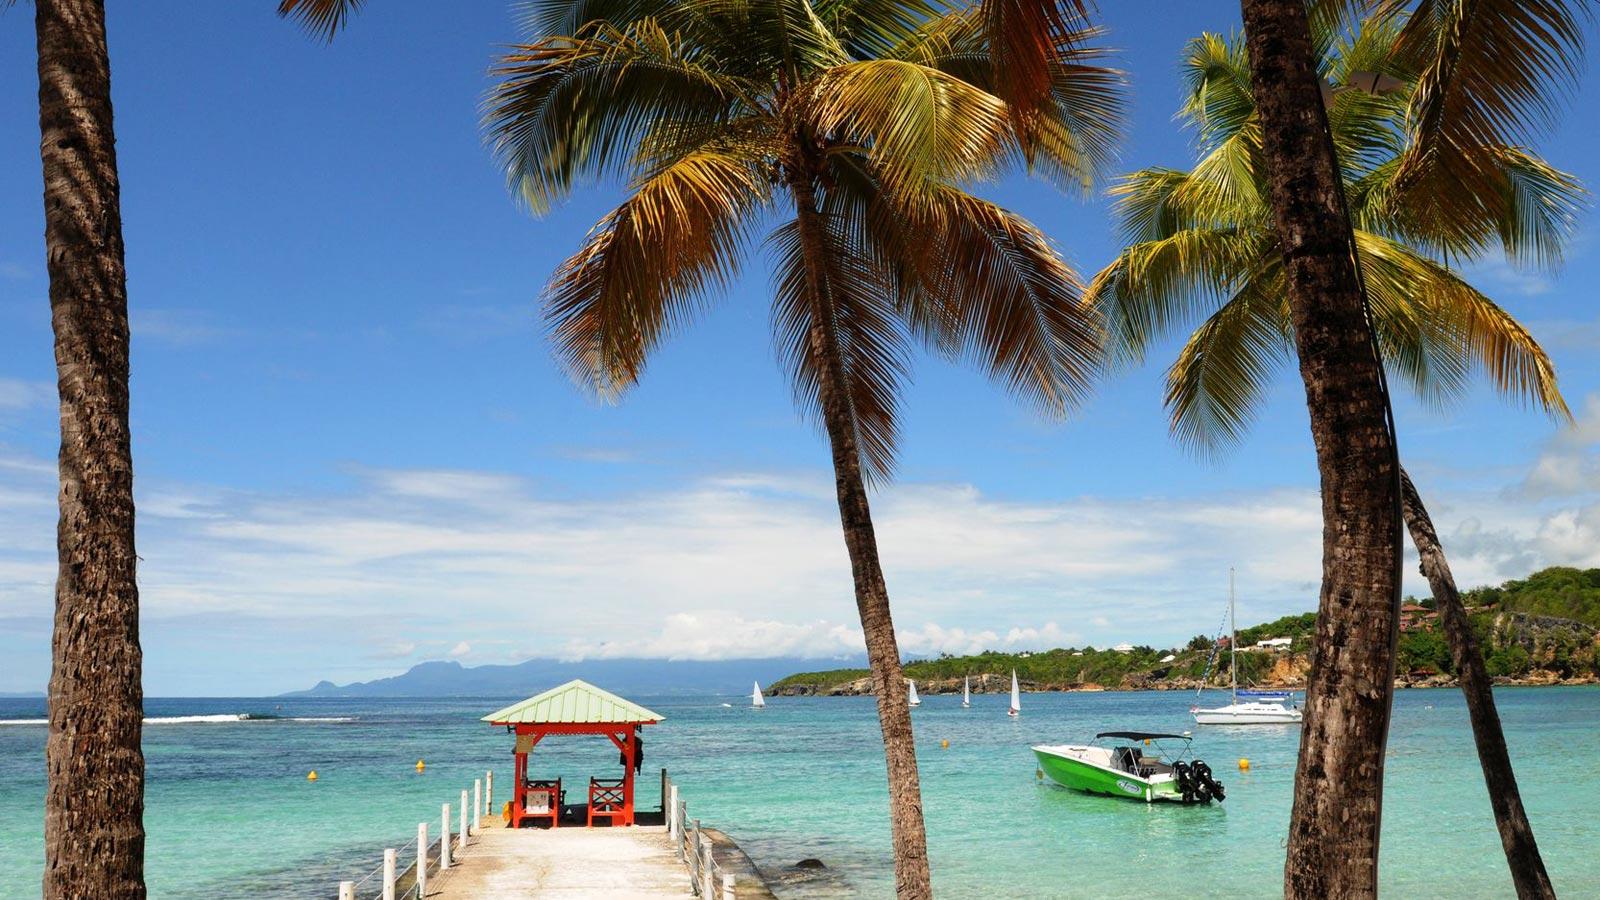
[481,679,665,725]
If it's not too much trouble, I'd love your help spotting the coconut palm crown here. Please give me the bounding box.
[485,0,1123,480]
[1087,19,1583,451]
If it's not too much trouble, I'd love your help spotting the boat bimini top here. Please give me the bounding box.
[1094,731,1192,742]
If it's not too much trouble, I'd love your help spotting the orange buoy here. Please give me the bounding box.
[1238,758,1250,771]
[415,759,426,772]
[307,770,318,781]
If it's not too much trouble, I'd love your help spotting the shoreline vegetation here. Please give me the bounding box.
[771,567,1600,696]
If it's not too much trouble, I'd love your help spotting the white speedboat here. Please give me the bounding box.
[1192,569,1303,726]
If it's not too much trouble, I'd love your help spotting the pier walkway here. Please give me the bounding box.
[430,819,690,898]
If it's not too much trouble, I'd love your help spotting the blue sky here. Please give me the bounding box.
[2,3,1597,695]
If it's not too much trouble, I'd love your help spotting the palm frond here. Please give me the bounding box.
[1355,231,1570,418]
[546,145,771,397]
[889,8,1124,187]
[1394,0,1590,227]
[813,0,939,60]
[769,216,911,485]
[487,19,759,213]
[979,0,1095,136]
[896,187,1102,415]
[1490,147,1586,270]
[1165,277,1294,453]
[1180,32,1257,145]
[1086,226,1276,365]
[804,59,1013,194]
[277,0,364,40]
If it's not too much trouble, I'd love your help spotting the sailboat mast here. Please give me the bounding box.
[1229,567,1237,704]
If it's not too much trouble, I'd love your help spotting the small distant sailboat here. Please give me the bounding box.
[1008,670,1021,717]
[962,676,971,708]
[751,681,766,709]
[907,679,921,707]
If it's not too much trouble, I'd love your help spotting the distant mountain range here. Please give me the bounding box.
[281,655,867,698]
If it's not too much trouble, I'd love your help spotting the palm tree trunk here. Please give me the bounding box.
[1237,2,1405,896]
[1398,468,1554,899]
[35,1,146,897]
[788,166,932,900]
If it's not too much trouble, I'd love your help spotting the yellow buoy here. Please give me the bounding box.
[416,759,426,772]
[1238,758,1250,771]
[940,739,949,749]
[307,770,318,781]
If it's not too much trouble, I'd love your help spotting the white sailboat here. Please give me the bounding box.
[962,676,971,708]
[907,679,921,706]
[1191,569,1302,725]
[1008,670,1021,717]
[751,681,765,709]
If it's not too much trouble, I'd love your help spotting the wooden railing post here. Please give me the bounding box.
[382,848,397,900]
[441,803,452,868]
[460,789,469,844]
[668,784,680,839]
[699,834,715,898]
[338,881,355,900]
[723,873,737,900]
[486,769,493,815]
[474,779,483,833]
[416,823,428,897]
[690,819,702,891]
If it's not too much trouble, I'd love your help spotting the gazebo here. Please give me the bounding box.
[482,679,663,829]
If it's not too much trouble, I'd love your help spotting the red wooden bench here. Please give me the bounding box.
[587,777,626,827]
[522,778,562,829]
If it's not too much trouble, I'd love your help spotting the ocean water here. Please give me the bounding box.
[2,687,1598,898]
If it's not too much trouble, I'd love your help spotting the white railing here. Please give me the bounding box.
[336,769,494,900]
[663,773,742,900]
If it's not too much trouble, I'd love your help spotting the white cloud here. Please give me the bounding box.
[0,378,51,412]
[3,396,1600,691]
[129,308,236,346]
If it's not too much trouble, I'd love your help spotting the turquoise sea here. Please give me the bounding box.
[2,686,1598,898]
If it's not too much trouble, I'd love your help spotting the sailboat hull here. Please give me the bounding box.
[1192,703,1300,725]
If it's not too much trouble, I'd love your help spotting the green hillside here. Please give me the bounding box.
[1465,567,1600,628]
[770,567,1600,693]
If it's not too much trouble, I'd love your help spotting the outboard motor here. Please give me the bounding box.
[1189,759,1225,803]
[1173,761,1198,803]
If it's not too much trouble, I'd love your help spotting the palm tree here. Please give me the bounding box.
[1088,20,1581,898]
[29,3,367,895]
[483,2,1121,893]
[1223,0,1588,893]
[1228,3,1406,891]
[35,2,145,895]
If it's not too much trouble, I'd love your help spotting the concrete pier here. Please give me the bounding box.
[424,814,778,899]
[430,822,690,898]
